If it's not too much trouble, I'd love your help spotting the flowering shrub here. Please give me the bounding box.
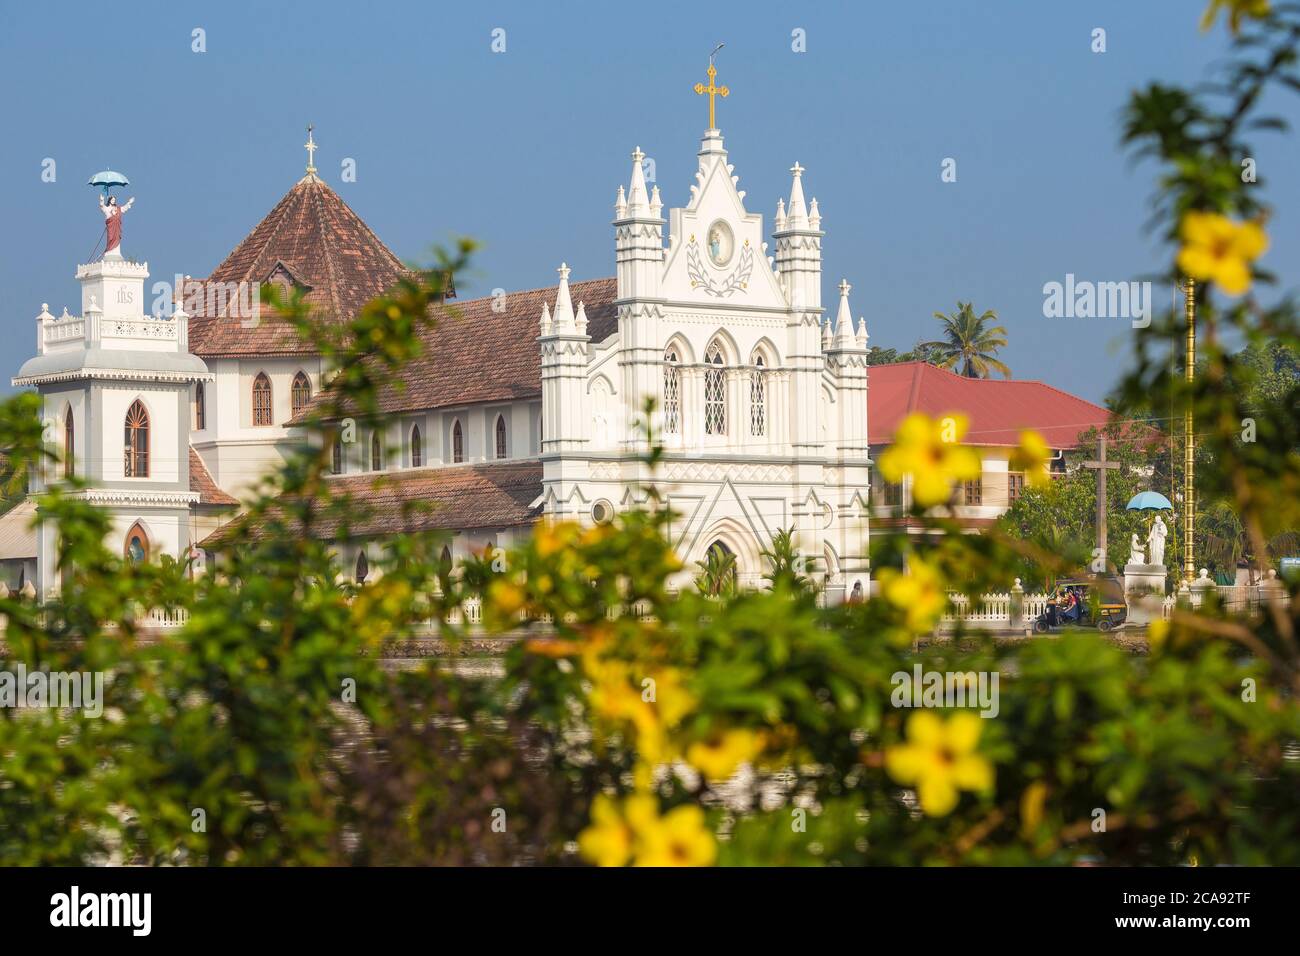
[0,2,1296,867]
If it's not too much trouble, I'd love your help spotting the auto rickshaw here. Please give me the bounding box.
[1033,577,1128,633]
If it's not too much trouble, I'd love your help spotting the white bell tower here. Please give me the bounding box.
[12,204,212,596]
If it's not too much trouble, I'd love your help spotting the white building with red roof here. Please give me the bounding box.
[867,361,1121,532]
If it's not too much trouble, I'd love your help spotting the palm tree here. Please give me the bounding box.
[919,302,1011,378]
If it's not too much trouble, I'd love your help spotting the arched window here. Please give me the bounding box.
[452,419,464,463]
[194,382,206,431]
[355,549,369,584]
[439,545,452,570]
[704,344,727,436]
[750,353,766,437]
[411,424,423,467]
[291,371,312,416]
[663,348,681,435]
[125,522,149,564]
[495,415,507,459]
[63,407,74,479]
[331,434,343,475]
[370,431,383,471]
[252,372,273,426]
[124,400,149,477]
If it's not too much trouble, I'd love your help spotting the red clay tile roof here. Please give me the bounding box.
[867,361,1123,448]
[188,176,412,358]
[200,460,541,547]
[189,447,238,507]
[293,276,618,422]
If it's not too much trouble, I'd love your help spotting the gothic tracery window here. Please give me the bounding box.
[452,419,464,463]
[331,434,343,475]
[749,353,766,437]
[495,415,507,459]
[252,372,273,427]
[370,431,383,471]
[663,348,681,435]
[411,424,423,467]
[355,550,369,584]
[124,400,149,477]
[704,344,727,436]
[291,371,312,416]
[125,522,149,564]
[194,382,206,431]
[63,407,74,479]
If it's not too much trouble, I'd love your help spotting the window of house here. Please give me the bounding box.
[355,550,369,584]
[962,477,983,506]
[331,434,343,475]
[704,344,726,436]
[124,400,149,477]
[452,419,464,463]
[495,415,507,459]
[663,349,681,435]
[1008,472,1025,502]
[370,431,382,471]
[252,372,273,426]
[411,424,423,467]
[291,371,311,417]
[749,353,766,437]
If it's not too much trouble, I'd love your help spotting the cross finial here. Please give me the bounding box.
[693,46,730,131]
[791,162,805,179]
[305,124,318,175]
[839,279,851,297]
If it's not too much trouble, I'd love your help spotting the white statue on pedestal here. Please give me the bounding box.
[1147,515,1168,567]
[1129,533,1145,566]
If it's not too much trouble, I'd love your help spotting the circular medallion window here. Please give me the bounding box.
[705,219,734,267]
[591,500,615,525]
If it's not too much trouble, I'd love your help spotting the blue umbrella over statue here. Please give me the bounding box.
[1126,491,1174,567]
[87,170,134,257]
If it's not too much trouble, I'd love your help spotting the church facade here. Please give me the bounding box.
[15,117,874,601]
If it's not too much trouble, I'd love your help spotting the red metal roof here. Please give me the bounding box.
[867,361,1119,448]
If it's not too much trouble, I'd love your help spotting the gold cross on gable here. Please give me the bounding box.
[693,51,729,130]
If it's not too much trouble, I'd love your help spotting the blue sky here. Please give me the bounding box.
[1,0,1296,402]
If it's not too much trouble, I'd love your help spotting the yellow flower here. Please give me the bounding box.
[1177,212,1269,296]
[1009,429,1052,489]
[885,711,994,817]
[487,579,526,616]
[586,662,695,764]
[534,520,579,558]
[577,793,654,867]
[634,804,717,867]
[1200,0,1269,34]
[877,558,947,633]
[878,412,982,507]
[1020,781,1048,838]
[686,728,767,781]
[578,794,715,867]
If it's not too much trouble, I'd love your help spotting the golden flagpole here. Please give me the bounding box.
[1182,277,1196,582]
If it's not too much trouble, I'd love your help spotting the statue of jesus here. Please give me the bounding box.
[100,194,135,254]
[1147,515,1168,567]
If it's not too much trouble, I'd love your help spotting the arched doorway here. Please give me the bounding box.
[698,539,738,596]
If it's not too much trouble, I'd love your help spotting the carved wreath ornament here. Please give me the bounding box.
[687,236,753,297]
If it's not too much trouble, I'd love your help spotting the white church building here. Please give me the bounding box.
[13,101,874,601]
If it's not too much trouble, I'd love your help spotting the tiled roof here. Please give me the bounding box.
[200,460,541,547]
[189,448,238,507]
[867,362,1127,448]
[188,176,412,357]
[0,500,37,561]
[292,276,618,422]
